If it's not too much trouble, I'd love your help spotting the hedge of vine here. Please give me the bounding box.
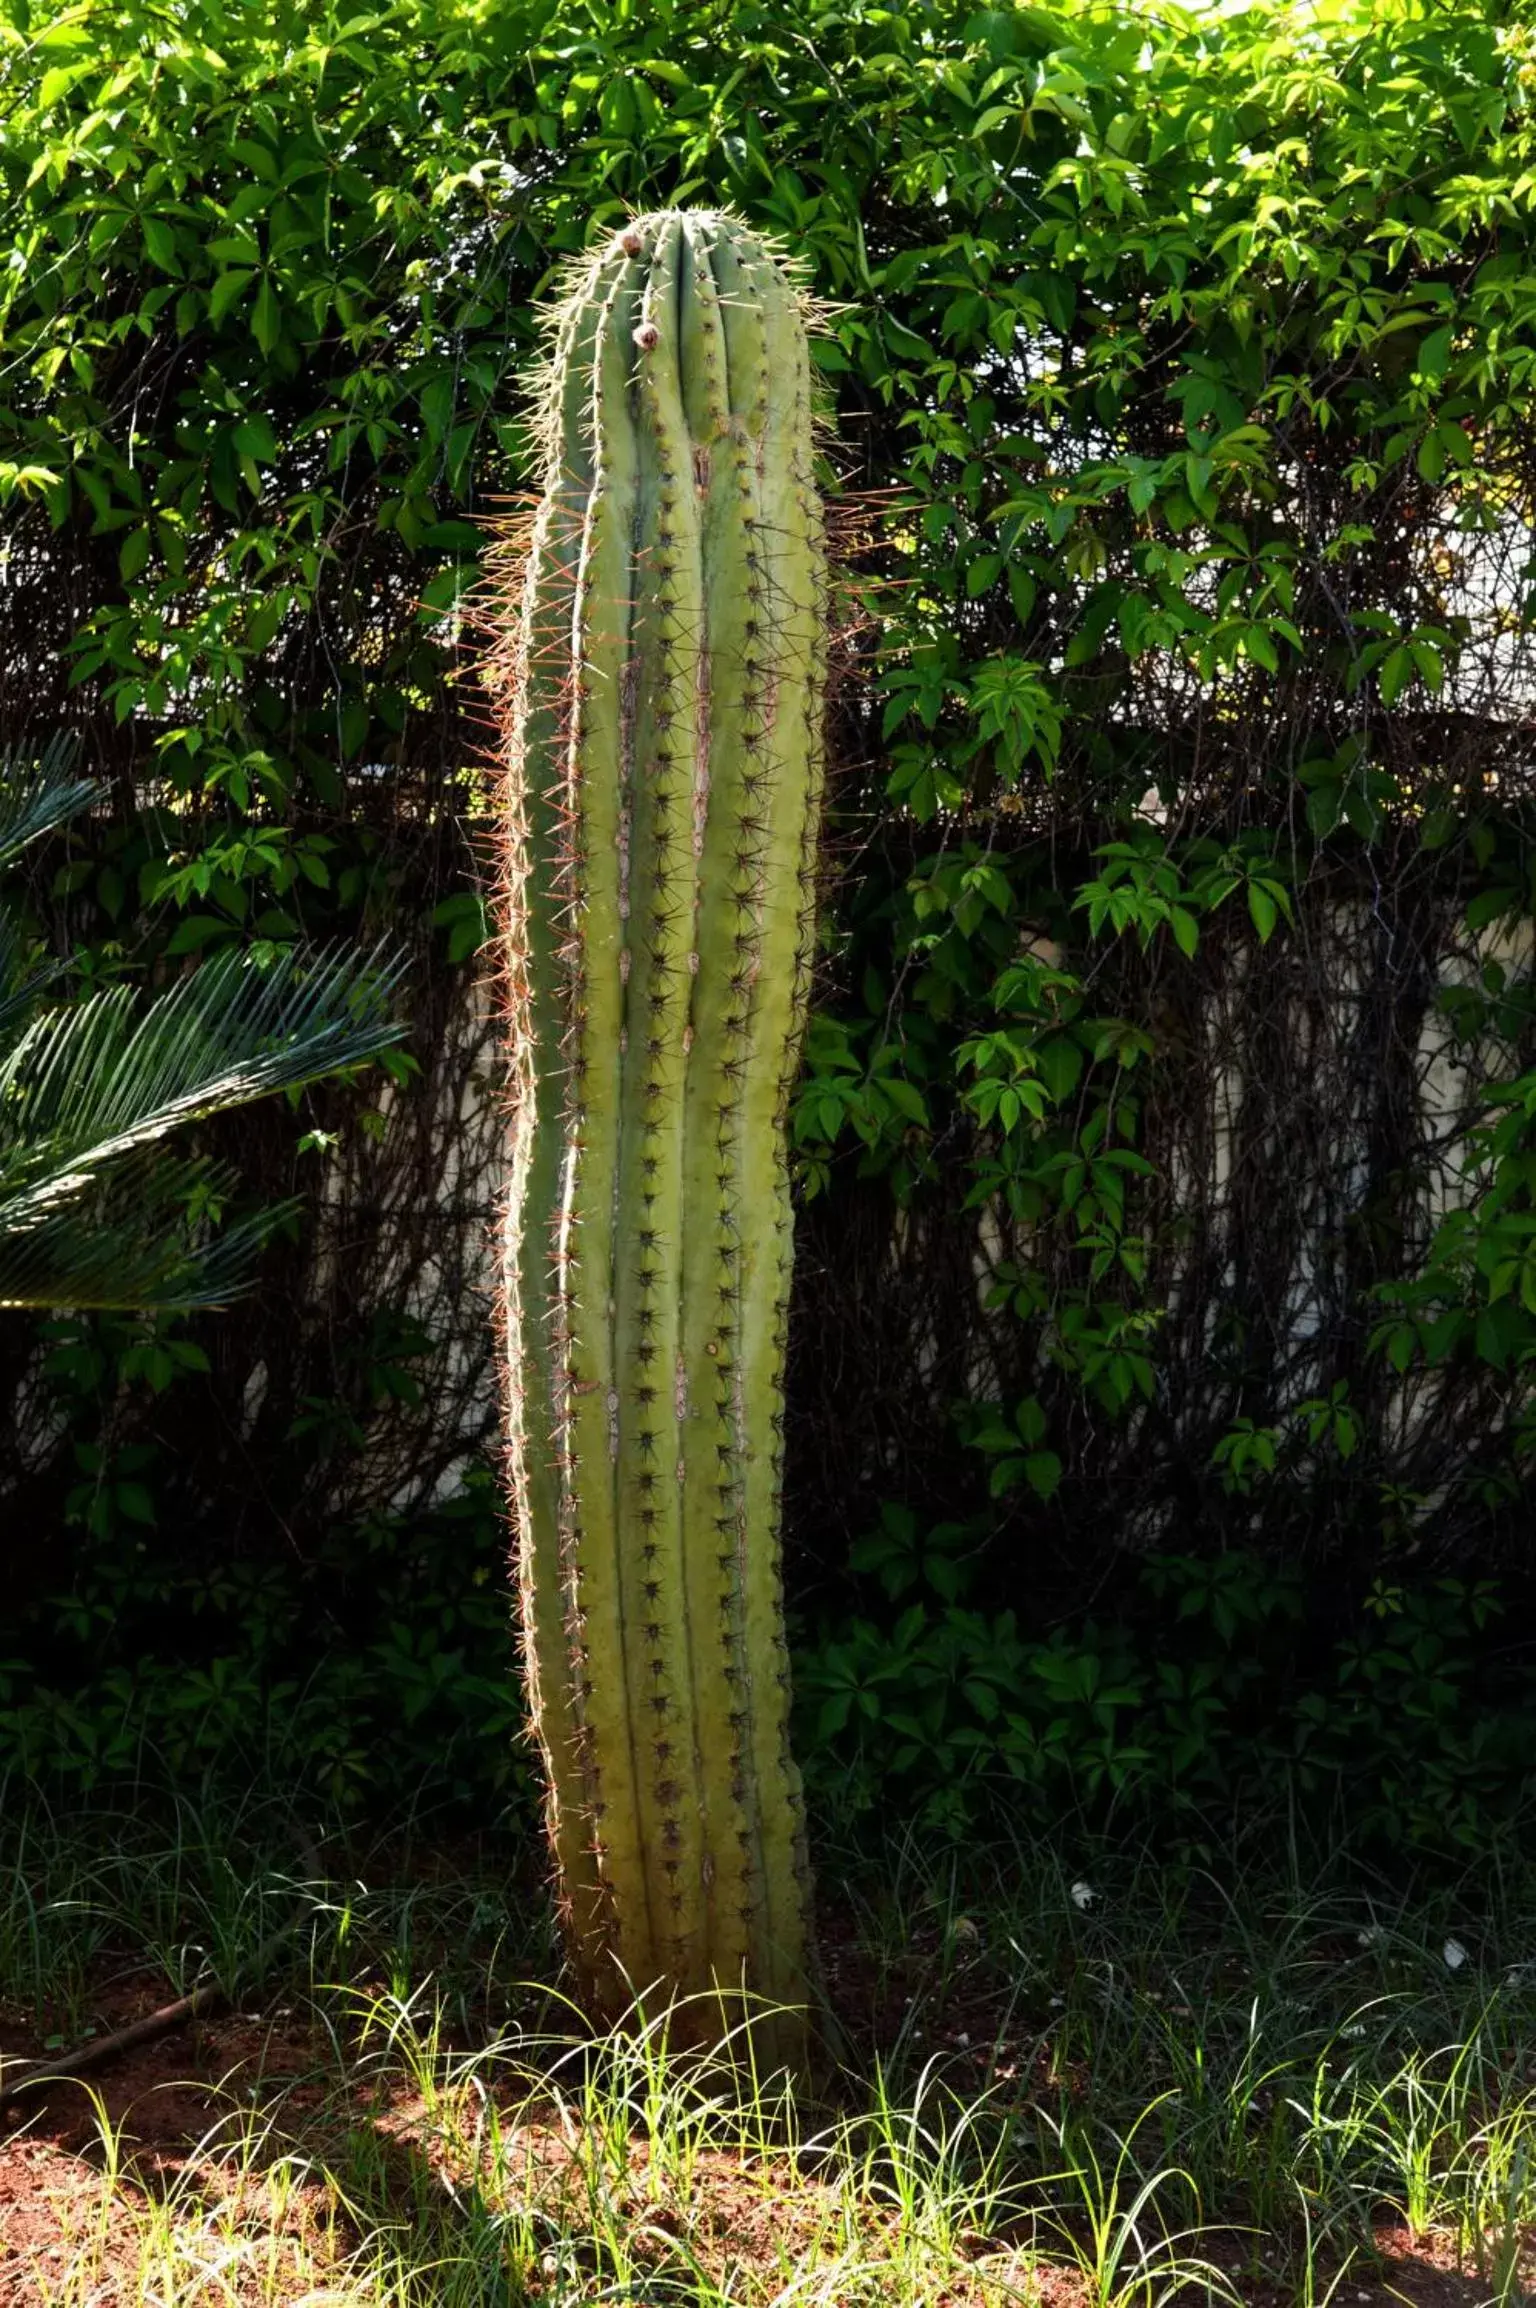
[3,0,1536,1831]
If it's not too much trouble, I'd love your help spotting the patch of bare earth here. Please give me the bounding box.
[1,1971,1532,2308]
[0,1973,334,2305]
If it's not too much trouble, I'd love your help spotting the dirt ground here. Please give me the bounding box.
[0,1968,327,2302]
[0,1961,1523,2308]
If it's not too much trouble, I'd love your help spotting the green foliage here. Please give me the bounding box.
[796,1503,1536,1854]
[0,1440,528,1815]
[1374,1059,1536,1458]
[2,0,539,785]
[0,738,401,1307]
[6,0,1536,1801]
[774,0,1536,1545]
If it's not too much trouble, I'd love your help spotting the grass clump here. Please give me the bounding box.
[2,1779,1535,2306]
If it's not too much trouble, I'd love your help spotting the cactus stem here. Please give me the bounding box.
[498,211,827,2058]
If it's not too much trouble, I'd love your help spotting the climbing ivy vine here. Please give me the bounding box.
[2,0,1536,1707]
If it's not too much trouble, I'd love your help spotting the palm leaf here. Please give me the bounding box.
[0,729,406,1312]
[0,938,403,1172]
[0,909,63,1046]
[0,732,99,869]
[0,941,404,1302]
[0,1150,294,1310]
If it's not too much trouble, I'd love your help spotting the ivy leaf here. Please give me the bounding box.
[431,891,491,965]
[1247,882,1277,942]
[141,215,181,274]
[251,277,281,354]
[209,268,256,324]
[1023,1450,1062,1501]
[1417,323,1453,380]
[38,63,87,106]
[234,415,278,461]
[231,136,279,180]
[1378,646,1414,706]
[1035,1037,1084,1104]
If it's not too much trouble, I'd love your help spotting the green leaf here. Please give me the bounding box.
[38,63,86,107]
[1465,887,1521,933]
[1417,324,1453,380]
[1247,882,1277,942]
[418,567,468,616]
[251,277,281,354]
[1024,1450,1062,1501]
[1378,646,1413,706]
[882,1078,930,1127]
[118,525,150,582]
[141,215,181,274]
[431,890,491,965]
[1035,1037,1084,1104]
[233,415,278,462]
[209,269,256,324]
[231,136,279,180]
[163,914,239,955]
[419,374,455,441]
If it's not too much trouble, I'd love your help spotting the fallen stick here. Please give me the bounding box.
[0,1836,328,2117]
[0,1978,227,2106]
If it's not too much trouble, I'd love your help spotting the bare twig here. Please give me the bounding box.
[0,1834,329,2119]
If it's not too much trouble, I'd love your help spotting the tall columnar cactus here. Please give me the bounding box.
[495,211,827,2051]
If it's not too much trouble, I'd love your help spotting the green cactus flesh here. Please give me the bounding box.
[498,211,825,2046]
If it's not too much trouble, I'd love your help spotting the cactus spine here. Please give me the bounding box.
[496,211,826,2049]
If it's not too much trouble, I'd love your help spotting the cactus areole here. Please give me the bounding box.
[496,211,827,2052]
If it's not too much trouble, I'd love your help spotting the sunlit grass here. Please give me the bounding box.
[3,1781,1536,2305]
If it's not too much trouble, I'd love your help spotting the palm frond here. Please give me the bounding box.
[0,1149,294,1310]
[0,911,51,1045]
[0,733,99,868]
[0,730,406,1314]
[0,941,405,1225]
